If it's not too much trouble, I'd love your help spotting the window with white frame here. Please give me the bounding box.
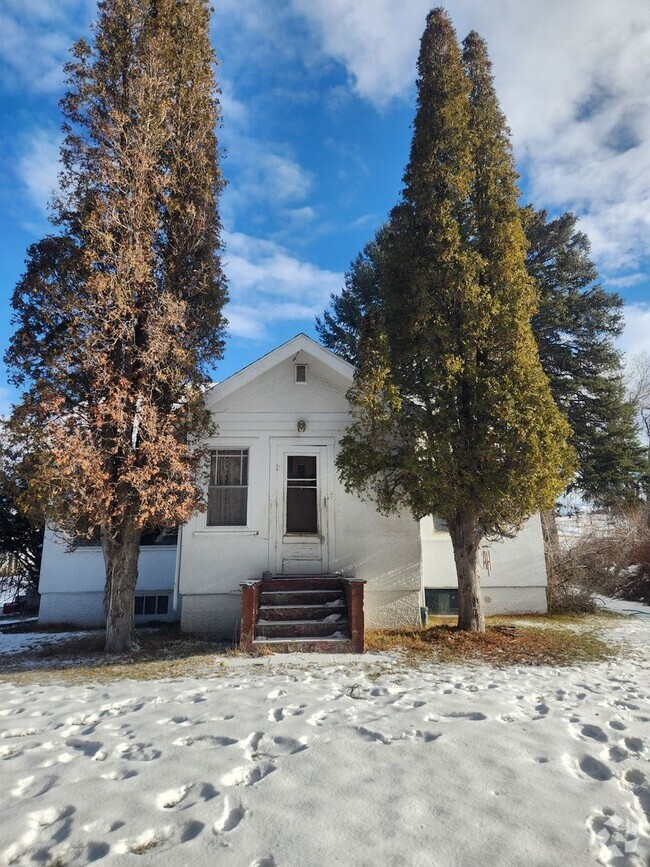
[207,448,249,526]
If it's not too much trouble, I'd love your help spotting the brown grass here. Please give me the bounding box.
[0,625,234,685]
[1,612,621,684]
[366,618,615,666]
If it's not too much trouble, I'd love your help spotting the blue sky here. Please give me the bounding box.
[1,0,649,407]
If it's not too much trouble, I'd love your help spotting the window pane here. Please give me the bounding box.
[287,456,316,480]
[286,487,318,533]
[207,487,248,526]
[134,597,144,616]
[144,596,156,615]
[217,453,242,486]
[156,595,169,615]
[425,589,459,615]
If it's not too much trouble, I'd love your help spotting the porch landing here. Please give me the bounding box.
[240,575,365,653]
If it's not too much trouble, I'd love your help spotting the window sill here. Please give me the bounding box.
[193,529,259,536]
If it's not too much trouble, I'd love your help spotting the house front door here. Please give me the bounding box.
[271,441,331,575]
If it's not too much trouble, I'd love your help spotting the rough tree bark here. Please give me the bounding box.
[102,520,142,653]
[449,513,484,632]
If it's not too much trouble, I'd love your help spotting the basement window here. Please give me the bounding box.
[134,594,170,617]
[295,363,307,383]
[425,588,458,615]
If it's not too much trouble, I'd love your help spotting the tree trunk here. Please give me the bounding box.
[102,521,142,653]
[449,512,484,632]
[540,509,560,610]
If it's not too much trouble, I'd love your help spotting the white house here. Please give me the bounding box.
[38,334,548,640]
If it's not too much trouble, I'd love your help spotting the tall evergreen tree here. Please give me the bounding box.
[5,0,227,652]
[318,214,642,508]
[336,10,574,631]
[523,207,644,505]
[316,227,385,365]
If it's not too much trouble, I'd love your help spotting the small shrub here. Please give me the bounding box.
[547,507,650,611]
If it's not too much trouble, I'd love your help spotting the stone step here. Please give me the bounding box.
[260,589,345,607]
[256,619,349,639]
[258,603,347,621]
[261,577,344,591]
[253,637,354,654]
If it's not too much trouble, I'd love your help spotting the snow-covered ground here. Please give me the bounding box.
[0,629,89,656]
[0,613,649,866]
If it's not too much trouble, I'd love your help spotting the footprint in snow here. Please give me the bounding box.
[442,711,487,721]
[156,782,218,810]
[395,729,441,743]
[580,725,608,743]
[355,727,392,745]
[64,738,105,758]
[267,704,306,722]
[221,763,276,787]
[0,745,22,759]
[101,768,138,781]
[608,745,629,763]
[254,734,308,757]
[579,754,613,782]
[173,734,238,748]
[11,773,58,798]
[624,769,650,825]
[116,742,161,762]
[213,797,247,834]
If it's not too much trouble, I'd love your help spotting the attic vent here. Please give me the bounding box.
[295,363,307,383]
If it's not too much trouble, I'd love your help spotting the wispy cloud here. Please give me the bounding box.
[620,304,650,358]
[0,0,94,93]
[17,128,61,214]
[224,231,343,340]
[292,0,650,277]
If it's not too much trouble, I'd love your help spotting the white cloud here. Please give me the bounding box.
[0,0,94,92]
[220,100,315,232]
[291,0,650,276]
[605,273,647,290]
[219,78,249,128]
[223,140,313,215]
[224,231,343,340]
[0,386,15,420]
[17,129,61,214]
[619,304,650,359]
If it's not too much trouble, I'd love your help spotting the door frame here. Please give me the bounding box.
[269,438,334,575]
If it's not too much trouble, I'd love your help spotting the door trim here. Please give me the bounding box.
[269,438,334,575]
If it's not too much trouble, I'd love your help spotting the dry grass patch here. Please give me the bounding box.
[0,626,233,685]
[366,619,615,666]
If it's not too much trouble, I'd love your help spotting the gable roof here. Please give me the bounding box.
[204,333,355,407]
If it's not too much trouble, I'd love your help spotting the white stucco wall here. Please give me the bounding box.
[38,529,178,625]
[179,343,422,636]
[420,514,548,614]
